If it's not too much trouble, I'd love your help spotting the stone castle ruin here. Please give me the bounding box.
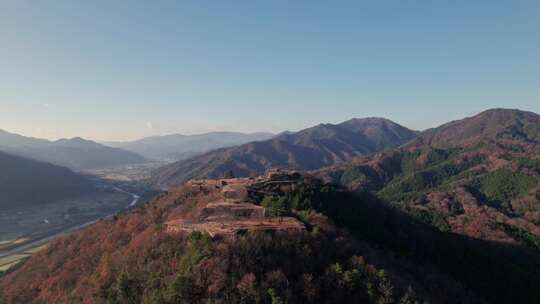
[165,170,305,237]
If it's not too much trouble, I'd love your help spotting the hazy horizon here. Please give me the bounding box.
[3,107,537,143]
[1,1,539,141]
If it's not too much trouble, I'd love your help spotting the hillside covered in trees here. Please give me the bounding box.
[317,109,540,253]
[2,171,540,303]
[2,109,540,304]
[0,151,95,209]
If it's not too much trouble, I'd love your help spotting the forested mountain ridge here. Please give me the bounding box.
[3,109,540,303]
[105,132,274,161]
[0,151,95,209]
[151,118,417,188]
[317,108,540,250]
[0,172,489,304]
[0,130,147,170]
[4,171,540,303]
[410,108,540,148]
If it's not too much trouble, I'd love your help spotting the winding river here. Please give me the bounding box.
[0,186,141,258]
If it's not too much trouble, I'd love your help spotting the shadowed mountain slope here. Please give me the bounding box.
[0,130,147,170]
[0,151,94,209]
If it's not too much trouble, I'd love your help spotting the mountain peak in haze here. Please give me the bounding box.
[54,137,103,148]
[106,131,275,161]
[340,116,394,125]
[0,129,50,147]
[0,131,147,170]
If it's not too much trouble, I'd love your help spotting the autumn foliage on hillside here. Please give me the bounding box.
[1,178,484,304]
[318,140,540,244]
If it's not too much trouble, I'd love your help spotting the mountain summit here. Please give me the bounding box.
[152,118,417,188]
[412,108,540,147]
[105,132,274,161]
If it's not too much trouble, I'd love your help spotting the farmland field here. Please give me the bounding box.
[0,189,133,243]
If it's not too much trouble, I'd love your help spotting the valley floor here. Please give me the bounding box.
[0,182,148,271]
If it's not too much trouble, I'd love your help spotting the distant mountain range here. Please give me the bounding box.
[0,151,94,209]
[0,130,147,170]
[152,118,418,188]
[104,132,274,161]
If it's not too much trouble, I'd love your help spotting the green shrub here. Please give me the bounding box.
[340,167,364,187]
[425,148,461,166]
[498,223,540,253]
[379,155,484,202]
[478,169,536,208]
[261,195,290,217]
[267,288,284,304]
[517,157,540,174]
[406,208,451,232]
[223,170,235,179]
[524,124,540,142]
[399,148,461,176]
[179,231,212,273]
[400,150,423,174]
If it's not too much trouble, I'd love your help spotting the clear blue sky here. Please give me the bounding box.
[1,1,539,141]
